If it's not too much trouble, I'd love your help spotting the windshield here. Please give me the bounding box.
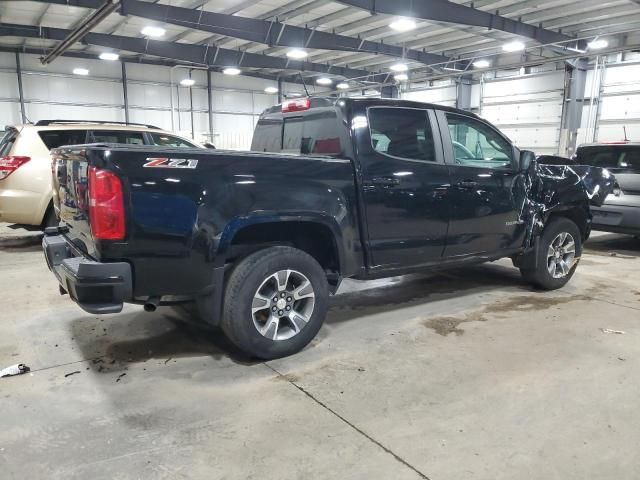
[0,127,18,157]
[576,145,640,173]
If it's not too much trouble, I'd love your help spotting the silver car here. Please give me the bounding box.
[576,143,640,235]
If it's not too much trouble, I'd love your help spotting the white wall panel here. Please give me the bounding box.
[480,71,564,154]
[402,86,457,107]
[0,101,22,126]
[128,82,172,109]
[0,71,18,98]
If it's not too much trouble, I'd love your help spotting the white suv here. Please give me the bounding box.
[0,121,203,227]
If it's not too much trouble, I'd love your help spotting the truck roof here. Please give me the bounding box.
[260,96,480,118]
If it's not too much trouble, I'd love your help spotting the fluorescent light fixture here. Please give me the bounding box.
[264,86,279,93]
[502,40,525,52]
[99,52,119,61]
[390,62,408,72]
[588,38,608,50]
[316,77,332,85]
[180,78,195,87]
[389,18,416,32]
[473,59,490,68]
[141,25,165,38]
[286,48,308,59]
[394,73,408,81]
[336,82,350,89]
[223,67,241,75]
[72,67,89,76]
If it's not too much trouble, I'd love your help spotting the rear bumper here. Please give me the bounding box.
[591,203,640,235]
[0,187,48,225]
[43,233,132,314]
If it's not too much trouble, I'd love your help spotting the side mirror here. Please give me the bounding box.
[519,150,536,171]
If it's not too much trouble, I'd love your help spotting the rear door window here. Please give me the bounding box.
[148,133,198,148]
[368,107,436,162]
[0,128,18,156]
[260,111,343,155]
[38,130,88,150]
[89,130,145,144]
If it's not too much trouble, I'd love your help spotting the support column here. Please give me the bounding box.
[277,77,283,103]
[560,59,587,157]
[15,52,27,124]
[121,61,130,123]
[207,70,214,143]
[381,85,399,98]
[456,75,472,111]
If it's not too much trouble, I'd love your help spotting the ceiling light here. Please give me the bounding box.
[473,59,490,68]
[588,38,608,50]
[72,68,89,76]
[141,26,165,38]
[286,48,308,59]
[316,77,332,85]
[264,86,279,93]
[336,82,350,89]
[223,67,241,75]
[99,52,119,61]
[389,18,416,32]
[180,78,195,87]
[502,40,525,52]
[390,62,408,72]
[394,73,408,81]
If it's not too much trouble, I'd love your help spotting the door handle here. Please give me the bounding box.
[457,179,478,189]
[371,176,400,186]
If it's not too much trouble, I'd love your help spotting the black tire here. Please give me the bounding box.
[41,205,58,229]
[221,246,329,360]
[520,217,582,290]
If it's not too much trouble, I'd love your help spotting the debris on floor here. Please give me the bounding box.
[116,373,127,383]
[0,363,30,378]
[64,371,81,378]
[600,328,626,334]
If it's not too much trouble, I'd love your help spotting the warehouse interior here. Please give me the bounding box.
[1,1,640,479]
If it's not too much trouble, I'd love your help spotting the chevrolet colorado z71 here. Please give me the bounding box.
[43,97,615,359]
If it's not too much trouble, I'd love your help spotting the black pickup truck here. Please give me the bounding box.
[43,97,615,359]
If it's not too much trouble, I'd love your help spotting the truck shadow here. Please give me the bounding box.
[584,233,640,258]
[69,262,529,369]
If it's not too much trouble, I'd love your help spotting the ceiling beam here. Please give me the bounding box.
[0,22,383,80]
[118,0,455,66]
[334,0,582,47]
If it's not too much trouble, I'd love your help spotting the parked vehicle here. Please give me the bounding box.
[573,142,640,235]
[0,120,201,227]
[43,98,615,359]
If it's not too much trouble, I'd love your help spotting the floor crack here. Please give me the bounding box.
[264,363,431,480]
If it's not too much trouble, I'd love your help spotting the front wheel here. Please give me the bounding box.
[520,217,582,290]
[221,246,329,359]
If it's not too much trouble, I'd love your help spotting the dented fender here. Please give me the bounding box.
[517,163,617,249]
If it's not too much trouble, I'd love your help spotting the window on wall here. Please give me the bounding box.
[446,113,513,169]
[368,107,436,162]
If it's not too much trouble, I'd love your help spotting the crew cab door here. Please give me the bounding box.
[436,111,525,257]
[357,106,451,269]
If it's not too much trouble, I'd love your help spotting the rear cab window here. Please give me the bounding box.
[252,110,343,156]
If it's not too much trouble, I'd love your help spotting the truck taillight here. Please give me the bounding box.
[0,156,30,180]
[88,167,125,240]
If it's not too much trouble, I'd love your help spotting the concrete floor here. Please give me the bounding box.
[1,232,639,480]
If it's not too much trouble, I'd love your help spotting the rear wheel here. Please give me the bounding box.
[520,217,582,290]
[221,246,329,359]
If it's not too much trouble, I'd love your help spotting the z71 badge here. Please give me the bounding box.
[143,157,199,169]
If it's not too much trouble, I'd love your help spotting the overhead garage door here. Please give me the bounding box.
[480,71,565,155]
[402,82,457,108]
[595,63,640,143]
